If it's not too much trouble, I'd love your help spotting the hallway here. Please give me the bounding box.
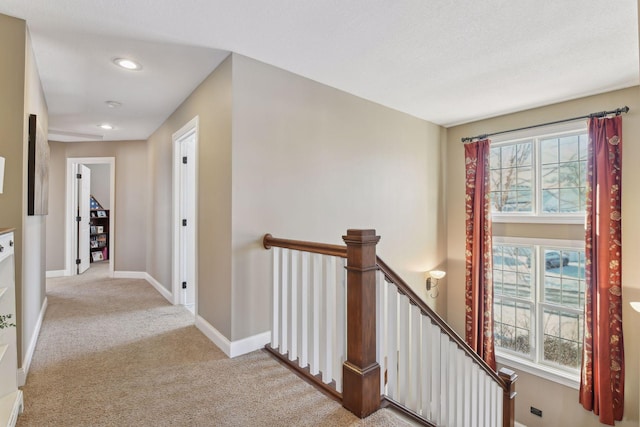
[17,265,408,426]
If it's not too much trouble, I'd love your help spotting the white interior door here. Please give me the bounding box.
[77,164,91,274]
[180,133,197,309]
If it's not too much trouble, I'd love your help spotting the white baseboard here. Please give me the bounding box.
[45,270,66,278]
[195,315,270,358]
[18,297,48,386]
[515,422,527,427]
[144,273,173,304]
[113,271,146,279]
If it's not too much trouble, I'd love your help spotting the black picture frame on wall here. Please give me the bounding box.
[27,114,50,215]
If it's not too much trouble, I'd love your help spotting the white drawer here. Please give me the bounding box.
[0,233,14,265]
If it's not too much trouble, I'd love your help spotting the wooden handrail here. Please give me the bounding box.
[376,256,508,391]
[263,234,347,258]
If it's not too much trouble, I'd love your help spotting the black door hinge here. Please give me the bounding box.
[76,258,81,265]
[182,156,188,164]
[76,216,82,222]
[182,281,187,289]
[76,173,82,179]
[182,219,187,226]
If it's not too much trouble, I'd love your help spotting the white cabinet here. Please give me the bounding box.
[0,230,22,427]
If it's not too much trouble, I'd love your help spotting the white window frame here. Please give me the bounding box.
[493,236,584,389]
[490,122,588,224]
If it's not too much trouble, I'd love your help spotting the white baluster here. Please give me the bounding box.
[333,256,346,392]
[439,333,449,426]
[280,249,289,355]
[289,250,298,362]
[421,318,432,419]
[447,342,458,426]
[310,253,321,375]
[455,347,465,425]
[386,283,398,400]
[300,252,309,368]
[375,271,386,396]
[398,294,410,405]
[271,247,281,349]
[407,304,420,411]
[470,362,478,427]
[430,323,441,424]
[322,256,335,383]
[463,357,472,427]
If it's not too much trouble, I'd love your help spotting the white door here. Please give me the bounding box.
[77,164,91,274]
[179,133,197,309]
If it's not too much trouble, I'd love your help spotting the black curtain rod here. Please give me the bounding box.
[460,106,630,143]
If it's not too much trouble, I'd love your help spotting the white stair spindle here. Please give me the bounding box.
[439,333,449,426]
[310,253,321,375]
[289,250,298,361]
[398,294,410,405]
[420,318,432,419]
[300,252,309,368]
[447,341,458,426]
[280,248,289,355]
[321,256,334,383]
[386,283,398,399]
[333,256,346,392]
[271,247,281,349]
[375,271,386,396]
[407,303,421,410]
[430,323,441,424]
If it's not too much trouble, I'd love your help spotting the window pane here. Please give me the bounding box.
[559,163,580,188]
[516,143,532,166]
[543,249,585,309]
[559,188,580,213]
[541,165,559,189]
[541,138,559,164]
[517,167,532,189]
[501,145,516,169]
[494,298,533,357]
[490,147,501,169]
[579,134,588,161]
[543,308,583,369]
[559,135,579,162]
[493,244,533,300]
[542,189,559,213]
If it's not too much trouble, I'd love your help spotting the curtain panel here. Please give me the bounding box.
[464,139,496,370]
[579,116,624,425]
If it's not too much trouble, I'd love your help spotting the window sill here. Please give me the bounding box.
[495,351,580,390]
[492,215,584,225]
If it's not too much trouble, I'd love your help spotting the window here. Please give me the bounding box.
[491,125,587,387]
[493,240,585,377]
[490,130,588,221]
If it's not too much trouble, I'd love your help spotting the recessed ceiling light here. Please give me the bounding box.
[98,124,114,130]
[105,100,122,108]
[113,58,142,71]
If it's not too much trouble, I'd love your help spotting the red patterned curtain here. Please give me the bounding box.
[580,116,624,425]
[464,139,496,370]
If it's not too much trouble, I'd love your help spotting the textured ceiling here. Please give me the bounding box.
[0,0,638,142]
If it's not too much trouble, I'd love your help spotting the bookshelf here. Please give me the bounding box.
[90,209,109,262]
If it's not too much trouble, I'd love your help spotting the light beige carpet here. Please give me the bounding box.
[17,263,410,426]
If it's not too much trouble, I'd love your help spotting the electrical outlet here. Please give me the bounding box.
[530,406,542,417]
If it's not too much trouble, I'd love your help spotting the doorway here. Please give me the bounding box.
[66,157,115,277]
[172,117,198,314]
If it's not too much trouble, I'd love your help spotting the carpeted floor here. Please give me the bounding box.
[17,263,410,426]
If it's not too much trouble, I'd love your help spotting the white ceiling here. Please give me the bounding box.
[0,0,638,142]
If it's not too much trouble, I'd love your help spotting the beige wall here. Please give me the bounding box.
[230,54,446,340]
[22,28,49,369]
[446,86,640,427]
[87,164,111,209]
[0,14,49,368]
[46,140,147,272]
[146,55,233,336]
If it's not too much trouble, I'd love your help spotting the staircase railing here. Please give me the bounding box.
[263,230,517,426]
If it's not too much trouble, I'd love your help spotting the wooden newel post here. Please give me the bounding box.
[499,367,518,427]
[342,229,381,418]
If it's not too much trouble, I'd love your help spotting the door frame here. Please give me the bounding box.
[172,116,199,310]
[65,157,115,277]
